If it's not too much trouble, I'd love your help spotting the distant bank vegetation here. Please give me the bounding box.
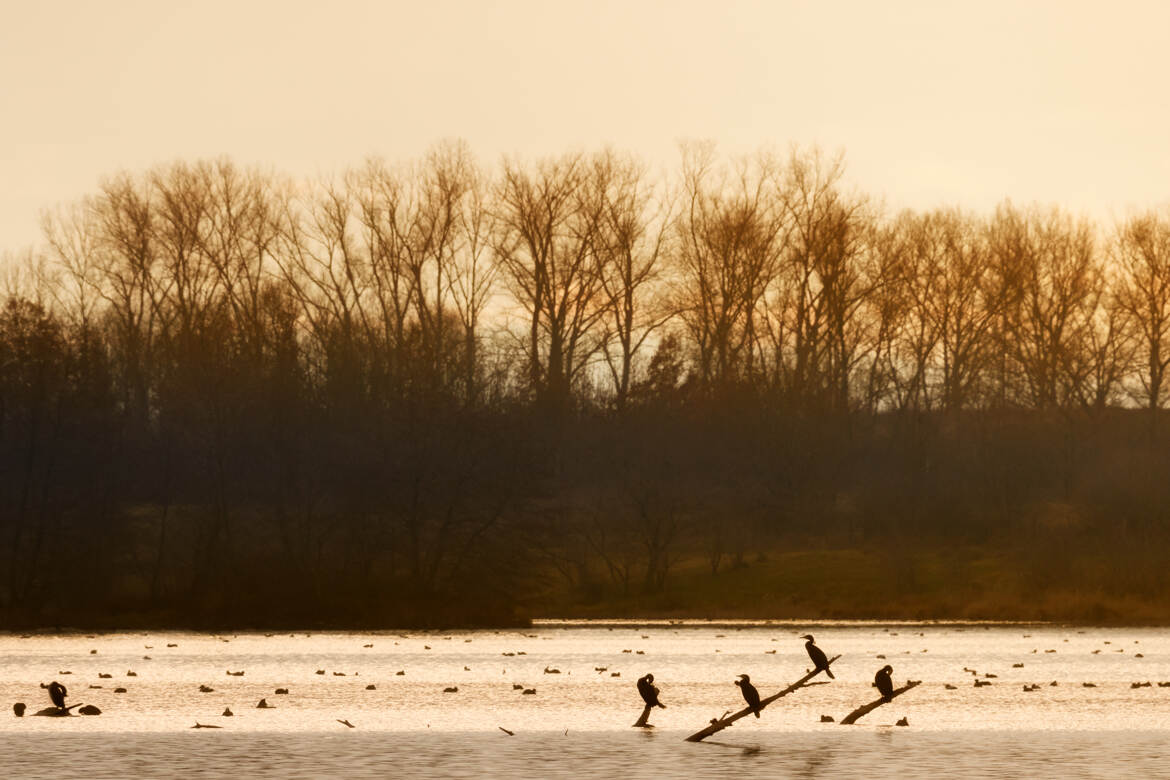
[2,142,1169,627]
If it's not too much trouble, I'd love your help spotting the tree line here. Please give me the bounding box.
[2,142,1169,627]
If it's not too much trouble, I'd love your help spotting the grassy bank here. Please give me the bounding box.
[530,546,1170,626]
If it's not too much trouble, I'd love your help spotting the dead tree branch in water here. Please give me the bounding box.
[684,654,840,742]
[839,679,922,725]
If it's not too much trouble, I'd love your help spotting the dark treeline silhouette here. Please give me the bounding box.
[3,141,1170,627]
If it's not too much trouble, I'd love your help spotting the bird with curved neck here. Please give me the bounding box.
[800,634,835,679]
[875,665,894,701]
[637,674,665,709]
[40,681,67,710]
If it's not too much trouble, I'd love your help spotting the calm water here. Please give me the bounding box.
[2,621,1170,778]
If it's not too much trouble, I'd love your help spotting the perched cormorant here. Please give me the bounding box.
[735,674,761,717]
[41,681,67,710]
[801,635,835,679]
[875,665,894,701]
[637,674,666,709]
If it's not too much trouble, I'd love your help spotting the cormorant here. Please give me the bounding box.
[41,681,67,710]
[801,635,835,679]
[735,674,761,717]
[875,665,894,701]
[637,674,666,709]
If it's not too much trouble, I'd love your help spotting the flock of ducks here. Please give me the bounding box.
[9,628,1168,730]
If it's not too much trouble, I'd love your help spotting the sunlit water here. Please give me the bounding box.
[3,621,1170,777]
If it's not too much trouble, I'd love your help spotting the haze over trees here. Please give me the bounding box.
[2,141,1169,627]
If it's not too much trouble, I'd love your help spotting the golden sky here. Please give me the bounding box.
[2,0,1168,248]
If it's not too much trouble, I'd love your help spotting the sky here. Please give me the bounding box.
[2,0,1169,250]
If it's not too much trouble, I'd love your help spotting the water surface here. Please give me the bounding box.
[3,621,1169,777]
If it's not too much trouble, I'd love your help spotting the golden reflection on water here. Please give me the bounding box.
[1,622,1169,737]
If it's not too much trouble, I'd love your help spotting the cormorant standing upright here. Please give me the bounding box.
[875,665,894,701]
[41,681,67,710]
[637,674,665,709]
[801,635,835,679]
[735,674,761,717]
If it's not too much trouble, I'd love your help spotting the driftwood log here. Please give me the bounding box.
[684,655,841,742]
[32,703,84,717]
[839,680,922,725]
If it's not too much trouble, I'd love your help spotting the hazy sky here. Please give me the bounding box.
[2,0,1168,249]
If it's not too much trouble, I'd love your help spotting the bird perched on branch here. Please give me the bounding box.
[735,674,761,717]
[875,665,894,701]
[801,635,835,679]
[41,681,67,710]
[637,674,666,709]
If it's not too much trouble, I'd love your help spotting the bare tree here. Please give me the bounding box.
[674,143,786,393]
[1113,210,1170,413]
[494,153,607,409]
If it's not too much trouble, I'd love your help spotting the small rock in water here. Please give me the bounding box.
[223,707,233,717]
[199,685,214,693]
[522,688,536,695]
[443,687,458,693]
[513,684,524,690]
[396,670,405,676]
[275,688,289,695]
[896,717,909,727]
[79,705,102,716]
[366,684,376,690]
[126,671,137,677]
[114,688,127,693]
[611,672,620,677]
[90,650,97,655]
[944,684,957,690]
[820,715,834,722]
[256,698,273,708]
[316,670,326,675]
[13,703,26,717]
[99,673,112,679]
